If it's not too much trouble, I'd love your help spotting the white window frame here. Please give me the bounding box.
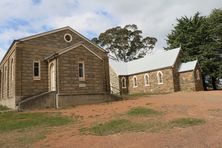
[132,76,138,88]
[33,60,41,80]
[121,77,127,89]
[157,71,163,85]
[144,73,150,86]
[78,61,85,81]
[64,33,73,43]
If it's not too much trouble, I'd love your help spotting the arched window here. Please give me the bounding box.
[121,77,126,88]
[11,58,14,81]
[196,70,200,80]
[144,74,150,86]
[4,65,8,97]
[133,76,138,88]
[157,71,163,84]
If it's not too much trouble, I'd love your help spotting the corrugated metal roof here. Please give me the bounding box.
[109,47,181,75]
[178,60,198,72]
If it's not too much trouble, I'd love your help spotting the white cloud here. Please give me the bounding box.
[0,0,221,60]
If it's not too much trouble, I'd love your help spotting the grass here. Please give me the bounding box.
[84,107,206,136]
[16,130,47,144]
[88,117,206,136]
[0,105,9,111]
[0,112,73,132]
[169,118,206,128]
[89,119,151,136]
[90,119,130,135]
[127,107,162,116]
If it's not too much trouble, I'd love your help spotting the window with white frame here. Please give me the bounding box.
[196,69,200,80]
[144,73,150,86]
[121,77,127,88]
[133,76,138,88]
[33,61,41,80]
[157,71,163,84]
[64,33,73,42]
[78,61,85,81]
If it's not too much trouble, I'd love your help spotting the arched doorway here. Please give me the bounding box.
[50,63,56,91]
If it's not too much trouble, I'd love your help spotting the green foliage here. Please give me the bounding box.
[0,112,72,132]
[169,118,206,128]
[127,107,162,116]
[92,24,157,62]
[166,10,222,89]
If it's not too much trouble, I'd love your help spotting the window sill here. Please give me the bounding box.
[79,78,85,82]
[157,83,163,85]
[33,77,41,80]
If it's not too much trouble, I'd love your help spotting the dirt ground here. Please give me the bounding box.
[34,91,222,148]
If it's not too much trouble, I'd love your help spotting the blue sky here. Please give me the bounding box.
[0,0,221,60]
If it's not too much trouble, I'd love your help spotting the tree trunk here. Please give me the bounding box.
[212,76,217,90]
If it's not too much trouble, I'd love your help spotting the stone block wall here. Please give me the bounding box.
[109,66,120,95]
[179,71,196,91]
[125,68,175,94]
[58,45,107,95]
[14,28,109,106]
[179,65,203,91]
[0,49,16,108]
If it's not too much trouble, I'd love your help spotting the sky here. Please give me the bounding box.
[0,0,222,60]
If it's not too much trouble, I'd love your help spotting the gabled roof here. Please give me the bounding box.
[109,47,181,76]
[44,42,103,61]
[1,26,106,66]
[178,60,198,72]
[19,26,106,53]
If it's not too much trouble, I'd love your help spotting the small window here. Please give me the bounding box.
[64,33,72,42]
[196,70,200,80]
[144,74,150,86]
[33,61,40,80]
[121,77,127,88]
[157,71,163,84]
[133,76,138,88]
[78,61,85,81]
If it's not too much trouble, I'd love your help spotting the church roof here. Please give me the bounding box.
[178,60,198,72]
[109,47,181,75]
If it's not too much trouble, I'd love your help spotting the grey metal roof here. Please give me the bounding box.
[178,60,198,72]
[109,47,181,75]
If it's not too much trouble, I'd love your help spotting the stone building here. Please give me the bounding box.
[109,48,203,95]
[0,26,111,109]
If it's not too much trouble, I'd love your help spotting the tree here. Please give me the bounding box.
[208,9,222,78]
[166,12,222,90]
[92,24,157,62]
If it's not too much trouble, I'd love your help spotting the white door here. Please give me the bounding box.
[50,63,56,91]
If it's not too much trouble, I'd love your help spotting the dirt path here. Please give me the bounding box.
[34,91,222,148]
